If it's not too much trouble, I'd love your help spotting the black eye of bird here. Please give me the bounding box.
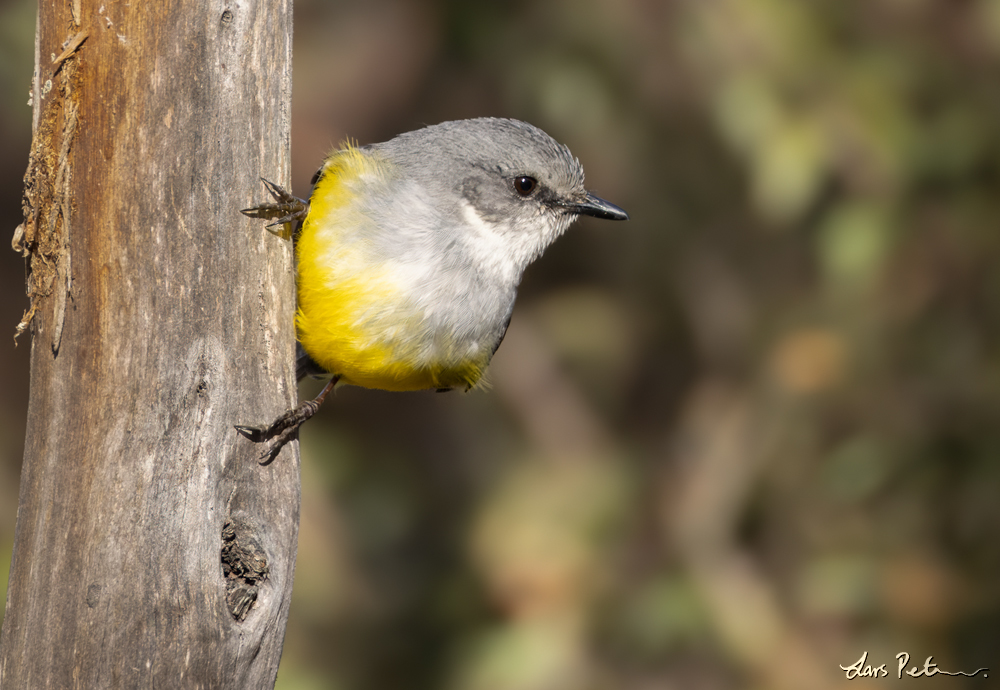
[513,176,537,196]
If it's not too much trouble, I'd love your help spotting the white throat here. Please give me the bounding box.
[458,200,570,285]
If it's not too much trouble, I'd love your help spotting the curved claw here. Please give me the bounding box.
[234,424,267,443]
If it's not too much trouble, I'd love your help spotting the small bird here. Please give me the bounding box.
[238,118,628,460]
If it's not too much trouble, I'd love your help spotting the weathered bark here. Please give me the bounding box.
[1,1,297,687]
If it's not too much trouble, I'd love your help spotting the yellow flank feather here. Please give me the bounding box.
[295,145,487,391]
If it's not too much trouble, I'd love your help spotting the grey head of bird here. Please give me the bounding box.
[367,118,629,277]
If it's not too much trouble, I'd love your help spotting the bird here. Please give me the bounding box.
[237,118,628,460]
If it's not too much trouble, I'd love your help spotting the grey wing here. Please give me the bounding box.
[491,310,512,357]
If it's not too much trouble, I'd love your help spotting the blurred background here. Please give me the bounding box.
[2,0,1000,688]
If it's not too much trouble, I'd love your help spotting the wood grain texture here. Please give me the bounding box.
[1,0,297,687]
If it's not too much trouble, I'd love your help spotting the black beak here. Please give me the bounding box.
[567,192,629,221]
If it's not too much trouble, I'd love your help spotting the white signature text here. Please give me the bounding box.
[840,651,988,680]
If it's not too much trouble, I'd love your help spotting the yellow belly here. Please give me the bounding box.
[294,148,486,392]
[295,269,486,391]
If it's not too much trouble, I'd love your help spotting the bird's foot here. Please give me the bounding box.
[235,378,338,464]
[241,178,309,235]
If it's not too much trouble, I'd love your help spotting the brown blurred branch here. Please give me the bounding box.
[668,380,836,690]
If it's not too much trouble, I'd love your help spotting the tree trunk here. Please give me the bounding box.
[1,1,297,687]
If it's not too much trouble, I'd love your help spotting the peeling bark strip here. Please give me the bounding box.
[52,30,88,72]
[15,29,85,347]
[221,519,270,622]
